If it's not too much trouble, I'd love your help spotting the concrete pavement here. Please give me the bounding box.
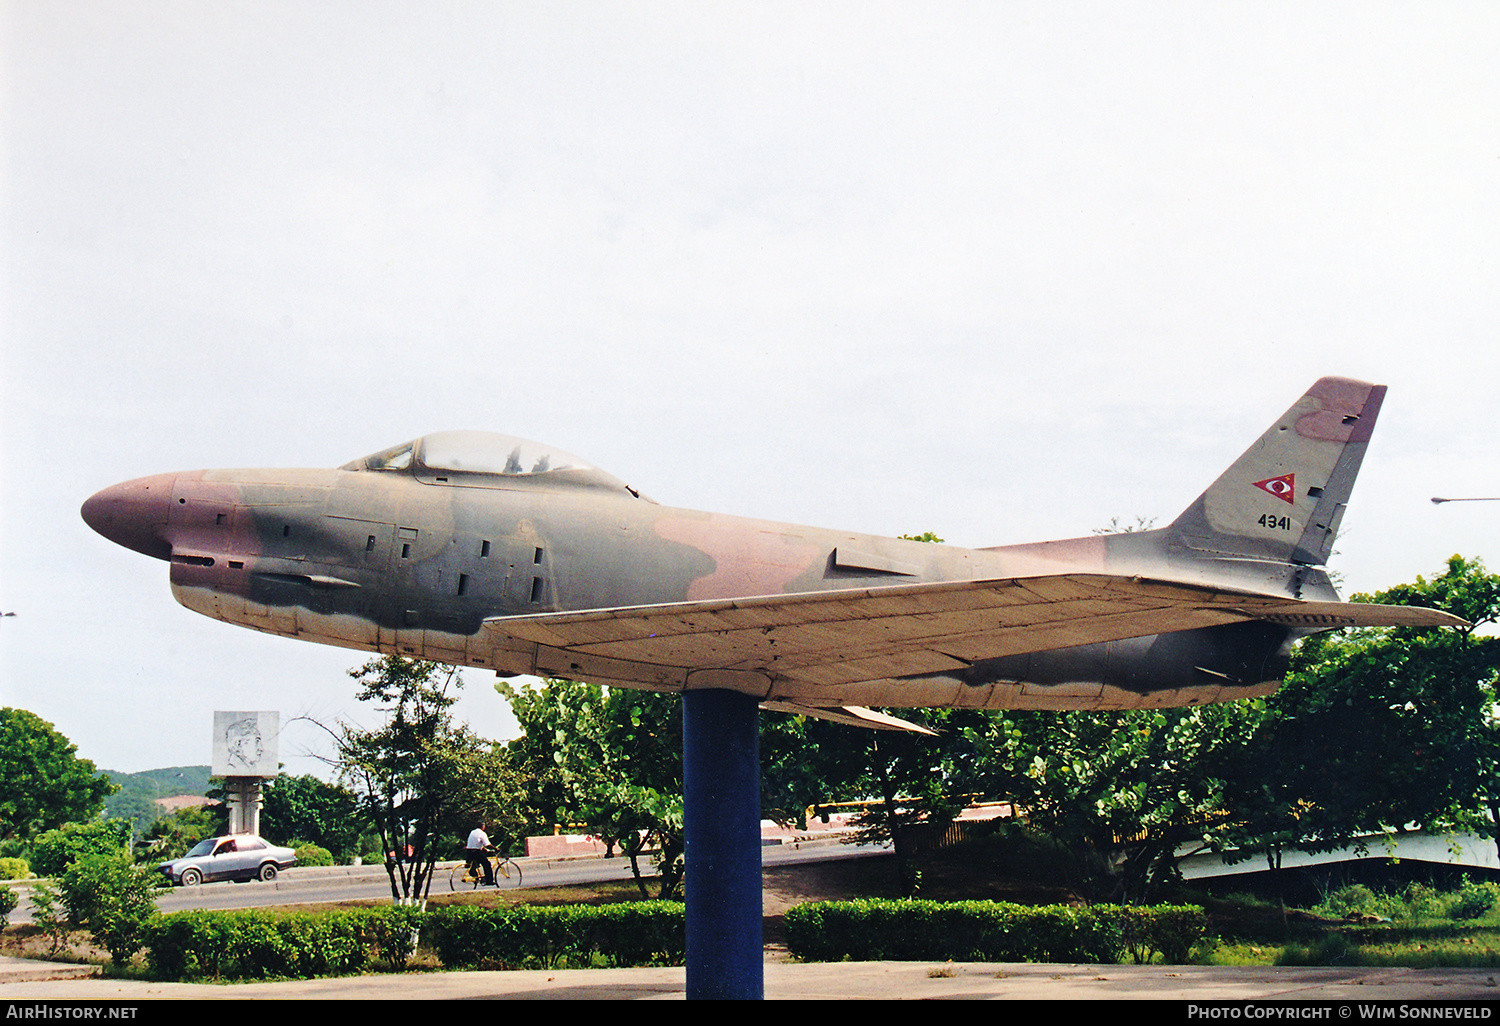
[2,954,1497,1000]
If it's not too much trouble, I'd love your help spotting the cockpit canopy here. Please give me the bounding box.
[342,431,639,497]
[350,431,593,476]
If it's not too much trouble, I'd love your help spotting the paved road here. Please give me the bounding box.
[6,856,639,922]
[6,838,886,922]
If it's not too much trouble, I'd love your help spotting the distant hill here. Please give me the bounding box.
[103,766,215,834]
[105,765,213,797]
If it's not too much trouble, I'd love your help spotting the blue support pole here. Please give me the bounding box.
[682,688,763,1000]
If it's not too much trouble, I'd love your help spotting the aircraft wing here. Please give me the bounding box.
[480,573,1465,695]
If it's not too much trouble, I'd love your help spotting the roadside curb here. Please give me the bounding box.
[0,955,100,983]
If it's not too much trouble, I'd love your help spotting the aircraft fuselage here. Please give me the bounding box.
[92,380,1451,717]
[84,455,1304,711]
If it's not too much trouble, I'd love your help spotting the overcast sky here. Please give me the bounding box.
[3,2,1496,779]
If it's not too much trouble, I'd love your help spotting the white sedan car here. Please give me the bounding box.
[158,834,297,886]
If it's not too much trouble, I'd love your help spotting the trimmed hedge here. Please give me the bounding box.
[143,899,1198,979]
[784,899,1207,965]
[424,902,684,969]
[146,906,423,980]
[1109,903,1209,964]
[143,902,683,980]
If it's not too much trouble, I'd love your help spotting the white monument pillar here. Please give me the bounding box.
[212,711,279,836]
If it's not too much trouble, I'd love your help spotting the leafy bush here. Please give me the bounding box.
[359,905,425,970]
[27,883,69,954]
[1320,884,1381,918]
[0,857,30,880]
[1446,881,1499,922]
[291,842,334,867]
[1399,882,1439,922]
[56,850,164,968]
[0,886,16,930]
[1318,881,1498,924]
[29,819,132,877]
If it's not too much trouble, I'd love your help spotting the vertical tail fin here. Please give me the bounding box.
[1166,376,1385,569]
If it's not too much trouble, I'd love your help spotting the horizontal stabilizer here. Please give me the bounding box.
[1242,601,1468,630]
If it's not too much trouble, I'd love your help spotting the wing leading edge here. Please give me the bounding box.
[479,574,1464,713]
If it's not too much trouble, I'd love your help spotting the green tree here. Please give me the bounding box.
[500,678,614,837]
[439,740,530,858]
[332,656,523,903]
[763,707,986,897]
[501,679,685,899]
[0,709,115,841]
[1225,555,1500,867]
[1371,554,1500,637]
[967,703,1261,902]
[134,803,226,864]
[30,818,133,877]
[589,779,685,900]
[760,713,843,830]
[101,788,168,840]
[260,774,365,862]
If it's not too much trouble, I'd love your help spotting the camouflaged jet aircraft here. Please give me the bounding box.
[82,377,1461,732]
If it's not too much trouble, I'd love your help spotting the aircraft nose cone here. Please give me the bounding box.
[81,473,177,560]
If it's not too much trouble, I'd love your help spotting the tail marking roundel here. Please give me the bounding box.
[1253,473,1296,504]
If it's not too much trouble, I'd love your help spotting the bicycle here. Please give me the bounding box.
[450,850,523,890]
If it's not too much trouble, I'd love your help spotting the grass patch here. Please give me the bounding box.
[0,923,108,965]
[1179,884,1500,967]
[1280,918,1500,969]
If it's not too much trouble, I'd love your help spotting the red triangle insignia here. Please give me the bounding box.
[1253,473,1296,504]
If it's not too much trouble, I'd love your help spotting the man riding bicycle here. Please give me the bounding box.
[464,824,495,886]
